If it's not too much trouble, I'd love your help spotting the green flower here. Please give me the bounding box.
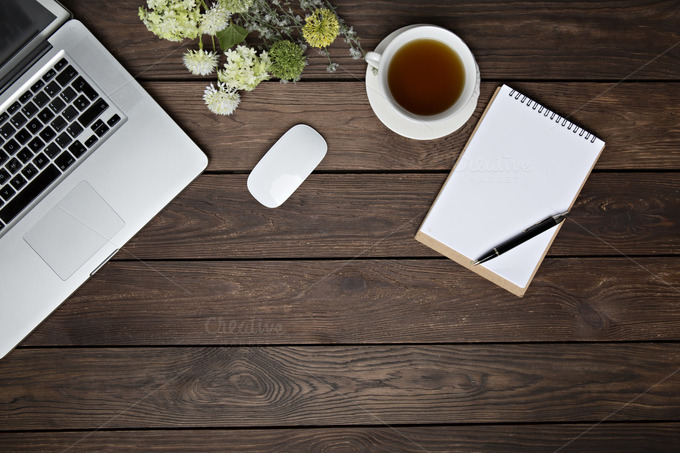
[269,40,307,82]
[218,45,271,91]
[139,0,200,42]
[302,8,340,48]
[219,0,254,14]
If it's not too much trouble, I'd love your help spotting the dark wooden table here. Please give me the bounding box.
[2,1,680,451]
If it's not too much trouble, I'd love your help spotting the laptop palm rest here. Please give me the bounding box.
[23,181,125,281]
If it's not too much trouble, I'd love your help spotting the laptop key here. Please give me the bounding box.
[32,153,49,169]
[21,164,38,180]
[31,80,45,93]
[72,77,99,101]
[0,150,7,165]
[107,114,121,127]
[67,123,84,138]
[0,164,60,224]
[44,81,61,97]
[16,129,31,145]
[84,135,98,148]
[38,108,55,123]
[94,123,110,137]
[51,115,67,132]
[69,140,87,157]
[73,95,90,111]
[83,85,99,101]
[10,113,27,128]
[10,175,26,190]
[17,148,33,163]
[19,91,33,103]
[49,97,66,113]
[78,98,109,127]
[72,76,86,91]
[55,151,75,171]
[0,112,9,124]
[55,132,72,148]
[56,65,78,87]
[6,158,21,174]
[0,123,16,139]
[60,87,77,103]
[33,92,50,108]
[8,101,21,115]
[0,169,9,185]
[43,69,57,81]
[62,105,78,121]
[27,137,45,153]
[21,102,38,118]
[3,138,20,155]
[44,143,60,159]
[55,58,68,71]
[39,126,56,143]
[26,119,43,135]
[0,185,15,201]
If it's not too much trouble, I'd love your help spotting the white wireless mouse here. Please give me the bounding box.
[247,124,327,208]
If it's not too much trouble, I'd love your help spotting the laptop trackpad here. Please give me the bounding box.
[24,181,125,281]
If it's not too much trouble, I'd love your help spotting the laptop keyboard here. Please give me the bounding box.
[0,56,124,233]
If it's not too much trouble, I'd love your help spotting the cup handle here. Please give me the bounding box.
[365,51,382,70]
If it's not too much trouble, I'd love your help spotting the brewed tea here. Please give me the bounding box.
[387,39,465,116]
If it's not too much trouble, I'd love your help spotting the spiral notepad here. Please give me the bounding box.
[415,84,605,296]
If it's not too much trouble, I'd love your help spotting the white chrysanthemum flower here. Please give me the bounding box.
[203,82,240,115]
[218,45,271,91]
[199,3,230,36]
[183,49,219,75]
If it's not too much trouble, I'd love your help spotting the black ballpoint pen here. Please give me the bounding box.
[472,212,569,266]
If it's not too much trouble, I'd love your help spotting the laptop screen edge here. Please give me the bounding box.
[0,0,71,87]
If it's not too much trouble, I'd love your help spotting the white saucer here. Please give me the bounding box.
[365,25,481,140]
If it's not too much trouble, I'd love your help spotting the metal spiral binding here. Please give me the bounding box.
[508,89,597,143]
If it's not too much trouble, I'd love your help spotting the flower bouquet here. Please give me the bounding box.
[139,0,363,115]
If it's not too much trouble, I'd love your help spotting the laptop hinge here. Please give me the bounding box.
[0,41,53,96]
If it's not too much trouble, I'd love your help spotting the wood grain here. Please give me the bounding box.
[141,81,680,171]
[3,0,679,448]
[2,345,680,430]
[2,424,680,452]
[114,173,680,259]
[20,258,680,346]
[59,0,680,81]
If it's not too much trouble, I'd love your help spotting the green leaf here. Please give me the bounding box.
[216,24,249,51]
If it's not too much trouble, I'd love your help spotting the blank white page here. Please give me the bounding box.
[418,84,605,290]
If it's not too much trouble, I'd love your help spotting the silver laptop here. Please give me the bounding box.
[0,0,208,358]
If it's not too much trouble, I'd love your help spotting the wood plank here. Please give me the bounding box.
[60,0,680,80]
[22,258,680,346]
[143,81,680,171]
[1,345,680,430]
[2,424,680,452]
[116,173,680,259]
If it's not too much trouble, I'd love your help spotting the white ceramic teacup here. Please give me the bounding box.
[365,25,478,126]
